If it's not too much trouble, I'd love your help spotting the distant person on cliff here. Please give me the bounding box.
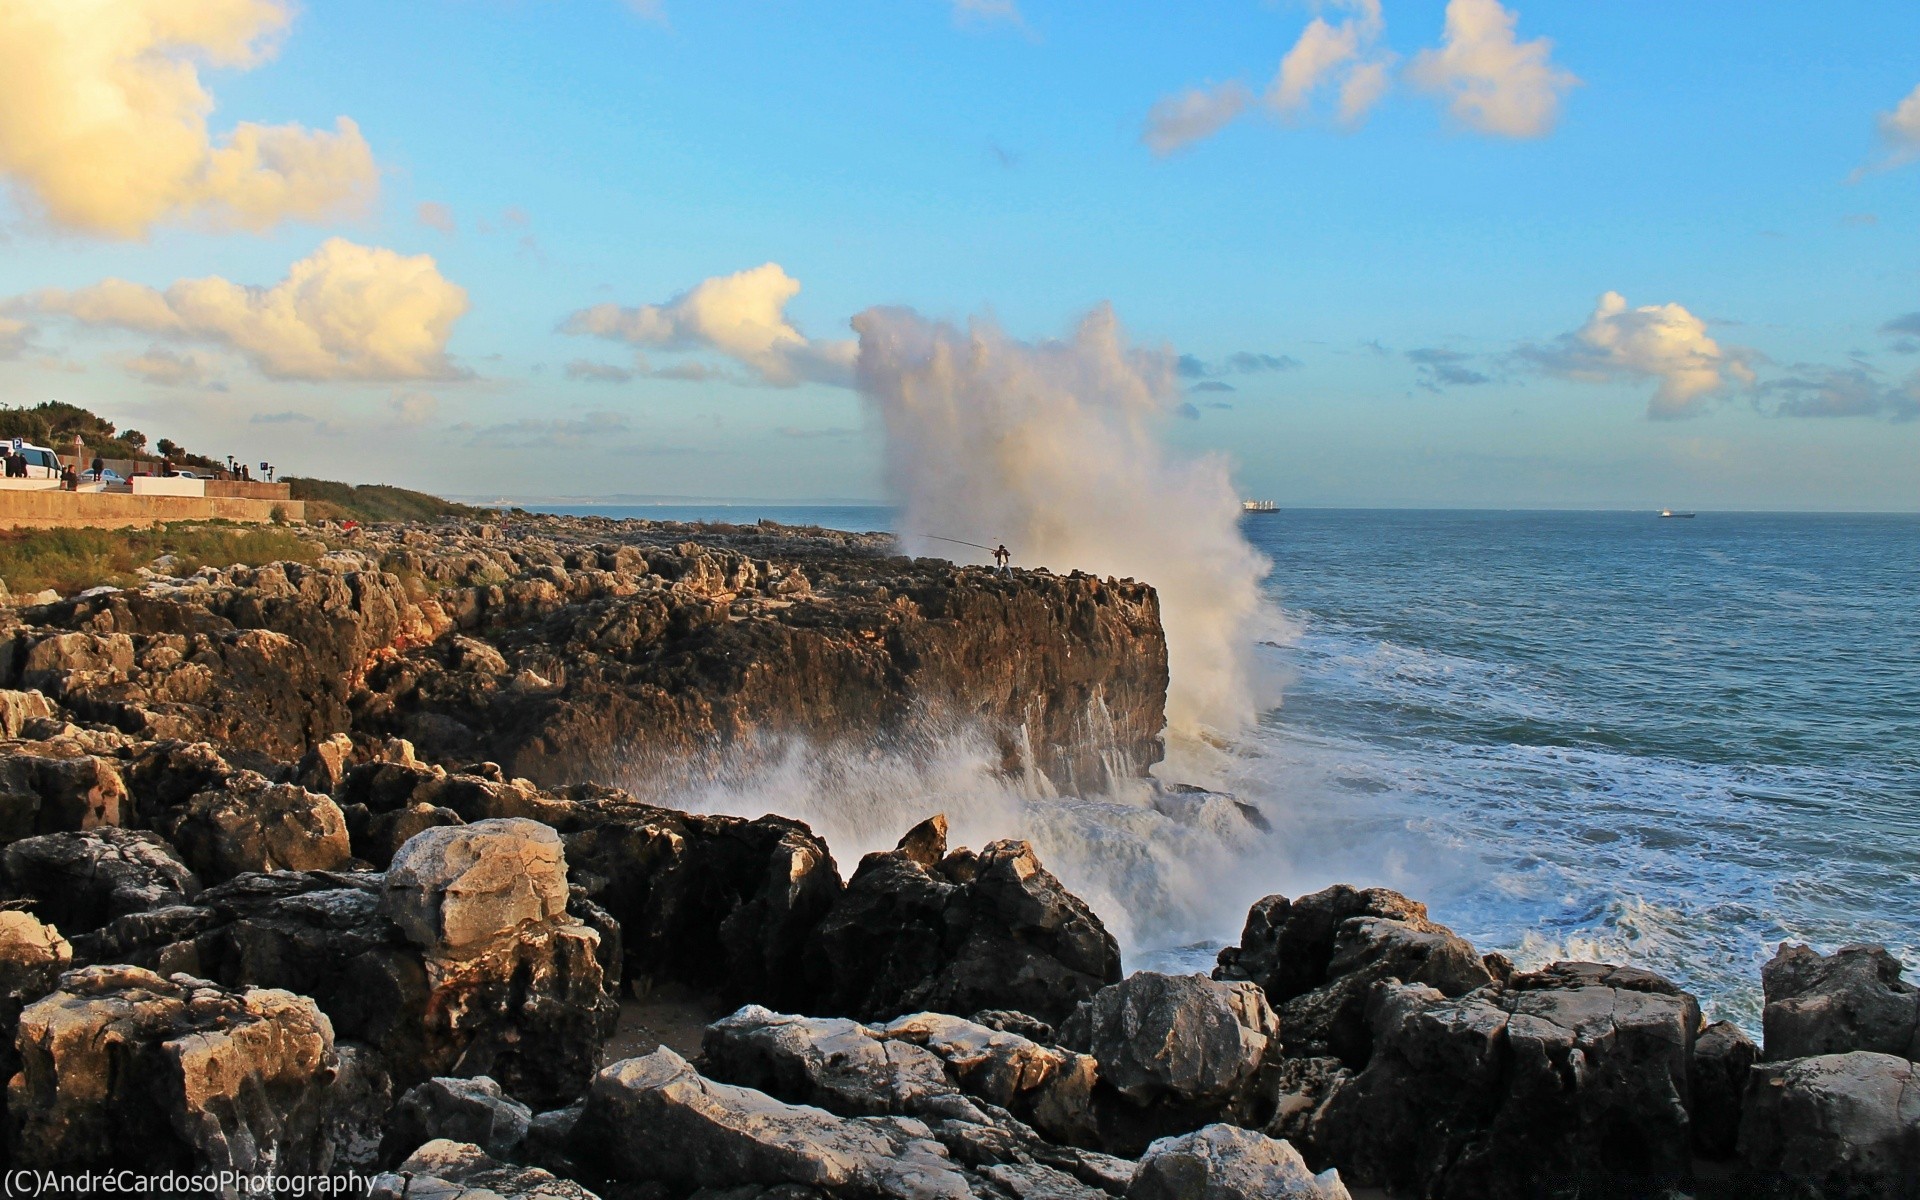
[994,544,1011,575]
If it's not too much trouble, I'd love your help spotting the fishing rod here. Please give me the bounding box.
[914,533,1002,553]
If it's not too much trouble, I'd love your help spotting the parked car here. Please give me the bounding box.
[90,468,126,484]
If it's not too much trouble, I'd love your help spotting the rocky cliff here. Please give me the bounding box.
[0,515,1910,1200]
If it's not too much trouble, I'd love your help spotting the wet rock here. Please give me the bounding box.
[1128,1125,1350,1200]
[1761,943,1920,1062]
[1316,963,1703,1200]
[811,828,1120,1026]
[3,827,199,933]
[1736,1051,1920,1199]
[0,753,127,842]
[704,1006,959,1118]
[1064,973,1278,1108]
[162,772,352,882]
[1692,1020,1758,1159]
[372,1139,602,1200]
[572,1047,972,1198]
[1215,886,1489,1066]
[561,802,839,1011]
[384,1076,533,1165]
[8,966,342,1175]
[384,818,570,953]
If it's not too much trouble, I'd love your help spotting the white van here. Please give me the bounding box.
[5,442,63,479]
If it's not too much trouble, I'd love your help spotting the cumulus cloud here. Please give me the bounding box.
[0,0,378,238]
[1519,292,1752,419]
[417,202,457,234]
[1754,366,1920,422]
[1268,0,1392,125]
[1142,83,1253,156]
[121,345,223,387]
[561,262,855,387]
[1406,346,1491,390]
[1406,0,1578,138]
[1853,82,1920,177]
[25,239,470,382]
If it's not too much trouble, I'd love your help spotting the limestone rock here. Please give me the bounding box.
[810,828,1120,1026]
[703,1006,960,1118]
[163,772,352,882]
[1692,1019,1757,1159]
[384,1076,533,1165]
[1063,973,1278,1108]
[0,689,53,738]
[1128,1125,1350,1200]
[1213,886,1427,1005]
[384,818,570,954]
[3,827,199,933]
[1737,1051,1920,1199]
[573,1047,972,1199]
[372,1139,602,1200]
[882,1012,1101,1148]
[8,966,342,1176]
[1761,943,1920,1062]
[0,753,126,843]
[1316,963,1704,1199]
[0,908,72,1082]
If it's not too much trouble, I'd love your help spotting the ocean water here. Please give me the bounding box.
[1231,510,1920,1028]
[532,503,1920,1027]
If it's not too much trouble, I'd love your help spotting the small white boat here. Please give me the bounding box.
[1241,500,1279,513]
[1659,509,1696,519]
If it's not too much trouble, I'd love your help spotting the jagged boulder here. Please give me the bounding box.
[1316,963,1703,1200]
[1736,1051,1920,1199]
[810,819,1120,1025]
[1128,1125,1350,1200]
[572,1047,972,1198]
[1761,943,1920,1062]
[3,827,199,933]
[162,772,352,882]
[383,1076,533,1165]
[1062,973,1278,1109]
[372,1138,602,1199]
[1693,1020,1757,1159]
[0,689,54,738]
[882,1012,1101,1148]
[0,908,71,1083]
[349,801,464,870]
[0,752,126,842]
[7,966,345,1175]
[1215,886,1490,1066]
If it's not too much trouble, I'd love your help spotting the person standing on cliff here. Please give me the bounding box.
[994,544,1011,575]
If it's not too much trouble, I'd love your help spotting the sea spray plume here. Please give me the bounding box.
[851,303,1270,735]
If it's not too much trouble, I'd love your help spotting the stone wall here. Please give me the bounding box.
[0,490,303,530]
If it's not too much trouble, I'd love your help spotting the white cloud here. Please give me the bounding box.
[0,317,33,360]
[1142,83,1253,156]
[0,0,377,239]
[1268,1,1391,126]
[121,345,222,387]
[417,201,457,234]
[565,358,635,384]
[1855,82,1920,177]
[949,0,1026,31]
[1407,0,1578,138]
[387,391,440,427]
[26,239,470,382]
[1521,291,1752,419]
[561,262,855,387]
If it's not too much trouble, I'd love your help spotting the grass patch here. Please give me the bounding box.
[285,478,482,523]
[0,524,325,597]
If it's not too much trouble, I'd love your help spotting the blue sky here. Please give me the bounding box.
[1,0,1916,509]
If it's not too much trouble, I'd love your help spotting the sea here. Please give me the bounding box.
[529,504,1920,1028]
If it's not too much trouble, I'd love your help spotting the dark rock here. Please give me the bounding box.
[1736,1051,1920,1199]
[1127,1125,1350,1200]
[571,1047,973,1198]
[384,1076,533,1165]
[161,772,352,882]
[7,966,343,1175]
[1213,886,1425,1004]
[811,835,1120,1026]
[325,1042,397,1175]
[1692,1020,1758,1159]
[0,909,71,1086]
[1062,973,1278,1109]
[882,1012,1101,1149]
[1761,943,1920,1062]
[3,827,200,933]
[1316,962,1704,1199]
[1259,1057,1350,1151]
[0,753,126,843]
[384,819,572,954]
[703,1006,959,1118]
[372,1139,602,1199]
